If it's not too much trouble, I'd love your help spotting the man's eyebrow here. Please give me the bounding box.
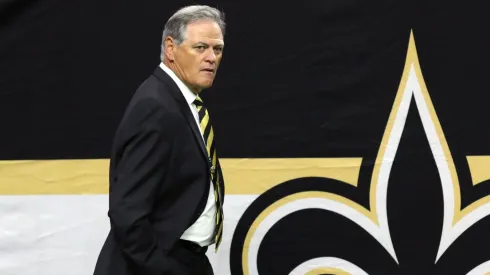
[193,42,209,46]
[193,42,224,47]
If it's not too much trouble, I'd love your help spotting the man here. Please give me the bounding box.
[93,5,226,275]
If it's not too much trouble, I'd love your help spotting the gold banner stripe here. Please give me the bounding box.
[0,158,363,195]
[466,156,490,186]
[0,159,109,195]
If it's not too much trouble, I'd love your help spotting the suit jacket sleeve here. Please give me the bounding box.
[108,99,174,275]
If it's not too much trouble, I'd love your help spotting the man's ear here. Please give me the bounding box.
[164,36,176,62]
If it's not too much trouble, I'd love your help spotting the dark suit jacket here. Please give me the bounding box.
[93,66,225,275]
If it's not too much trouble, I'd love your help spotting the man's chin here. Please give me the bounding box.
[198,80,214,89]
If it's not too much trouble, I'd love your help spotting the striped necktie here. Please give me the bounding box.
[193,95,224,251]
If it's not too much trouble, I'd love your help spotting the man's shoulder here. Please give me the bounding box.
[128,70,180,111]
[134,73,172,100]
[119,77,170,122]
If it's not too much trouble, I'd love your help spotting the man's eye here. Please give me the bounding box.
[196,46,205,50]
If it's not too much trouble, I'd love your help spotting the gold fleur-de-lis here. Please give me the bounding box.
[238,30,490,275]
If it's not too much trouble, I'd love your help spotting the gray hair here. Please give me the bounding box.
[160,5,226,61]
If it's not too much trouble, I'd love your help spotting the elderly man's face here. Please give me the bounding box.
[166,20,224,94]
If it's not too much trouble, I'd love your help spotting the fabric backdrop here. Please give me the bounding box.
[1,0,490,274]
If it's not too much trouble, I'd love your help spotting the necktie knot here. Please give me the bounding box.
[193,96,204,107]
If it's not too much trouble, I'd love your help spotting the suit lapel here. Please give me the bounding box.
[153,66,210,163]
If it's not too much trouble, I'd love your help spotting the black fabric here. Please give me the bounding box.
[170,240,213,275]
[93,66,215,275]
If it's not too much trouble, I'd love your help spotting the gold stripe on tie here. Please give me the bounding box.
[216,202,221,220]
[200,115,209,133]
[212,150,217,171]
[194,96,224,252]
[207,128,214,159]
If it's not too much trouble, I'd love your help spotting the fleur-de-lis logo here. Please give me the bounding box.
[228,31,490,274]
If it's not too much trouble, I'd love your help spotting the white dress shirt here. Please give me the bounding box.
[159,63,217,247]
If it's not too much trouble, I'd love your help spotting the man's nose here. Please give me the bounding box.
[205,49,217,63]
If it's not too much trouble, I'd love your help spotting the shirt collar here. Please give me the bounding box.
[159,62,197,106]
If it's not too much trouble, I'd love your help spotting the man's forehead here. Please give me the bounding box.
[193,39,224,46]
[186,21,222,35]
[185,35,224,46]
